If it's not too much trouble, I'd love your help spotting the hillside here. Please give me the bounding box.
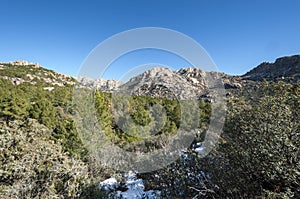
[0,60,75,89]
[243,55,300,82]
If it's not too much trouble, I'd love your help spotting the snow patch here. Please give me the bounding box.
[99,171,161,199]
[99,177,120,191]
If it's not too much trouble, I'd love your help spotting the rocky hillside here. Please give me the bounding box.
[0,61,243,99]
[117,67,248,100]
[118,67,203,99]
[243,55,300,82]
[115,55,300,99]
[0,60,75,90]
[2,55,299,98]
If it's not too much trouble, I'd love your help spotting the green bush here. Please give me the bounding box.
[200,81,300,197]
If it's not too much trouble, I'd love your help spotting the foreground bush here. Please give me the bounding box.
[201,81,300,197]
[0,119,90,198]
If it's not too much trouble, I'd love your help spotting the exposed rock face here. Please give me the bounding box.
[175,68,207,91]
[1,76,27,85]
[43,87,55,91]
[243,55,300,81]
[77,77,122,92]
[8,60,40,68]
[118,67,209,100]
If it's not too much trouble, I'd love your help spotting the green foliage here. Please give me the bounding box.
[0,78,112,197]
[0,79,87,160]
[140,81,299,198]
[92,91,211,152]
[200,81,300,197]
[29,96,57,128]
[0,92,29,120]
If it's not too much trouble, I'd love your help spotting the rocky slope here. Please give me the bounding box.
[114,55,300,99]
[118,67,202,99]
[76,67,246,100]
[117,67,247,100]
[0,60,75,90]
[243,55,300,82]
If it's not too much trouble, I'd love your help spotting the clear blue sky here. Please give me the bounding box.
[1,0,300,79]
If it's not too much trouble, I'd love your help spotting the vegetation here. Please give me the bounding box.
[215,81,300,197]
[0,78,105,197]
[140,81,300,198]
[91,91,210,152]
[0,63,299,198]
[0,119,89,198]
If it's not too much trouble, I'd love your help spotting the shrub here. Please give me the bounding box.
[0,119,90,198]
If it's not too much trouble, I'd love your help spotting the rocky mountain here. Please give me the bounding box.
[0,61,241,99]
[117,67,202,99]
[75,66,246,100]
[117,67,248,100]
[1,55,299,98]
[243,55,300,82]
[114,55,300,99]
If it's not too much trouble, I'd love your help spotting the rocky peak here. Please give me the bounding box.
[118,67,208,100]
[128,67,175,83]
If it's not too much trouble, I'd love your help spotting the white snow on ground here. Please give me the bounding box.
[194,146,204,154]
[193,142,205,154]
[99,171,161,199]
[99,142,204,198]
[99,177,120,191]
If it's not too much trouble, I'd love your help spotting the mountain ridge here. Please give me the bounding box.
[243,54,300,81]
[1,54,299,98]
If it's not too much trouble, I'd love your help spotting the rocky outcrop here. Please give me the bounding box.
[8,60,40,68]
[0,76,27,85]
[175,68,207,91]
[243,55,300,82]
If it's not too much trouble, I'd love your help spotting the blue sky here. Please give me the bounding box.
[1,0,300,79]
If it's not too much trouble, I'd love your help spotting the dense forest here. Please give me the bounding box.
[0,64,299,198]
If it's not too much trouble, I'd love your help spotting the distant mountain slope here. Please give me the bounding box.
[118,67,204,99]
[77,77,122,92]
[118,67,247,99]
[242,55,300,81]
[0,60,75,88]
